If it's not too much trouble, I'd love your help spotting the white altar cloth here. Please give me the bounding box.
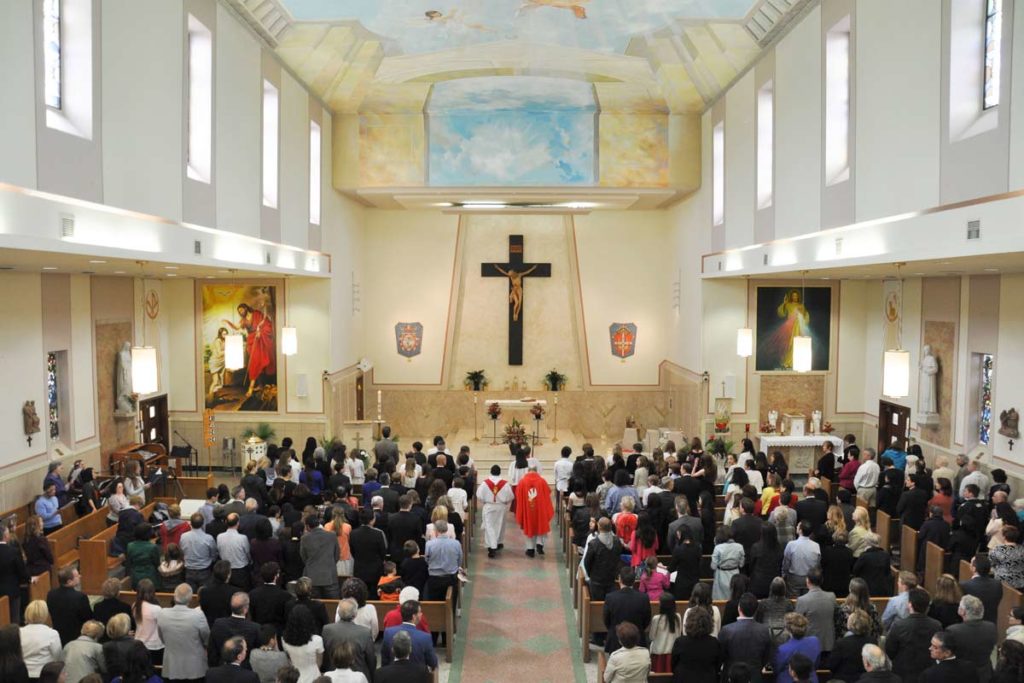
[485,399,547,409]
[757,434,844,449]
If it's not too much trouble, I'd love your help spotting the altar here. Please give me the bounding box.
[756,434,844,475]
[483,398,549,442]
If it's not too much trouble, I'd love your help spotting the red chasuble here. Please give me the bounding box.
[514,471,554,537]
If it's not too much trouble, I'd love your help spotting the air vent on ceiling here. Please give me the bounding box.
[763,253,769,266]
[265,251,272,265]
[835,238,843,255]
[967,220,981,240]
[59,213,75,239]
[194,240,202,255]
[717,260,723,272]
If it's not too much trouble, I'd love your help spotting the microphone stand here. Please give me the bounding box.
[173,430,198,476]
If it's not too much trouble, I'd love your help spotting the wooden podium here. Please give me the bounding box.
[108,442,174,477]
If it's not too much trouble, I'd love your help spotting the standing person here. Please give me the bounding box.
[920,631,979,683]
[884,588,942,683]
[604,622,651,683]
[35,483,63,534]
[514,465,554,557]
[126,524,162,590]
[773,613,821,683]
[783,521,822,597]
[424,520,462,615]
[648,593,683,674]
[156,584,210,683]
[476,466,514,558]
[854,449,880,508]
[827,610,873,683]
[321,599,375,682]
[795,569,837,658]
[376,630,430,683]
[46,566,92,646]
[216,513,252,591]
[180,513,219,590]
[603,568,652,654]
[349,510,387,599]
[671,608,721,683]
[960,556,1003,625]
[208,593,260,670]
[61,620,106,683]
[20,601,63,679]
[299,514,340,599]
[281,606,324,683]
[554,447,574,501]
[0,524,30,625]
[132,579,164,667]
[947,596,997,683]
[711,527,745,601]
[719,593,773,683]
[749,523,784,598]
[583,518,626,601]
[858,644,902,683]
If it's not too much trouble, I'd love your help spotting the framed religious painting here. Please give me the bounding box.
[754,286,832,372]
[201,284,278,411]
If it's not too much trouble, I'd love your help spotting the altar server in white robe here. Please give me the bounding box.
[477,465,515,558]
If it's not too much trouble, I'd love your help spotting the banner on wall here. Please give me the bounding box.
[203,409,215,448]
[201,284,278,412]
[883,279,901,350]
[394,322,423,359]
[609,323,637,359]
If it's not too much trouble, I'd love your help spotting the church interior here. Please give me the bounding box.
[2,0,1024,681]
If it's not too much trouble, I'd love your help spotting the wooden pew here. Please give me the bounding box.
[81,498,174,595]
[117,590,200,609]
[0,595,9,627]
[820,476,835,503]
[958,559,973,582]
[10,501,79,545]
[855,496,870,510]
[923,542,946,593]
[175,475,214,500]
[29,572,50,603]
[899,525,917,572]
[47,505,113,582]
[875,510,894,552]
[998,583,1024,643]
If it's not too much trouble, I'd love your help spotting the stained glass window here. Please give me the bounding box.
[43,0,61,109]
[47,352,59,440]
[984,0,1002,109]
[979,353,993,445]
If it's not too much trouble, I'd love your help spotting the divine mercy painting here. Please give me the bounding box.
[755,286,831,372]
[202,284,278,412]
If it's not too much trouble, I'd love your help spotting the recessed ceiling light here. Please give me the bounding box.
[218,270,231,273]
[167,273,177,277]
[89,259,107,264]
[913,272,925,276]
[42,266,57,270]
[984,268,999,272]
[81,271,95,275]
[206,275,215,279]
[940,261,951,265]
[114,270,126,274]
[164,265,179,270]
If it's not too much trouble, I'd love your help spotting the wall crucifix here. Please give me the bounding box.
[481,234,551,366]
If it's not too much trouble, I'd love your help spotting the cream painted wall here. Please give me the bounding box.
[859,280,884,416]
[836,280,868,414]
[575,211,671,385]
[70,274,96,442]
[1010,0,1024,189]
[701,279,748,414]
[101,0,184,222]
[774,4,822,239]
[0,274,48,464]
[855,0,941,221]
[285,278,329,413]
[361,210,457,384]
[164,279,197,413]
[993,274,1024,476]
[0,1,37,190]
[724,71,756,249]
[215,2,261,238]
[279,72,310,249]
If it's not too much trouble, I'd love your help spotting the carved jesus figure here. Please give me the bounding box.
[493,264,538,321]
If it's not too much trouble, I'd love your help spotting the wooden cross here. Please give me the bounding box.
[482,235,551,366]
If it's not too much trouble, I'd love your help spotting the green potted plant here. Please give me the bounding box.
[241,423,276,442]
[465,369,488,391]
[543,369,568,391]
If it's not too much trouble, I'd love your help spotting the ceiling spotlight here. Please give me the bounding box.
[42,266,58,270]
[89,260,107,264]
[164,265,179,270]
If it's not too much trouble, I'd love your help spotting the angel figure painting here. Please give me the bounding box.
[202,284,278,412]
[755,286,831,372]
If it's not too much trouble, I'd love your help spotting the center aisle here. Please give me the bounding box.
[449,503,587,683]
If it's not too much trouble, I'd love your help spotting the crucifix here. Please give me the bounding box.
[482,235,551,365]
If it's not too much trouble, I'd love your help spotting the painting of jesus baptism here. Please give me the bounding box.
[202,284,278,412]
[755,286,831,372]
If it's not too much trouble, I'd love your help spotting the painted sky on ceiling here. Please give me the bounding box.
[427,77,595,185]
[282,0,756,54]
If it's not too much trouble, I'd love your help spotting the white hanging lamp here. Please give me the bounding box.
[225,333,245,370]
[793,270,812,372]
[282,326,297,356]
[883,263,910,398]
[736,328,753,358]
[131,261,158,395]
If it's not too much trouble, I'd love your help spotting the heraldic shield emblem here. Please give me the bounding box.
[394,322,423,358]
[609,323,637,359]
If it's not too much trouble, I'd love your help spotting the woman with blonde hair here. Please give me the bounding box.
[102,613,136,682]
[834,577,881,642]
[928,573,963,628]
[425,505,455,541]
[827,609,872,683]
[847,507,872,558]
[20,600,61,679]
[123,461,149,501]
[824,504,848,540]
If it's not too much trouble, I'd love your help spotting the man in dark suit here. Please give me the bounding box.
[323,598,376,681]
[884,588,943,683]
[248,562,295,634]
[674,463,703,515]
[795,484,829,531]
[376,474,401,514]
[205,636,259,683]
[959,556,1002,624]
[386,495,424,560]
[947,595,997,683]
[209,593,260,667]
[432,455,455,488]
[350,509,388,596]
[46,566,93,646]
[730,498,763,560]
[583,518,625,601]
[0,524,29,624]
[602,567,652,653]
[377,630,430,683]
[719,593,772,682]
[374,426,401,468]
[237,499,268,540]
[381,601,438,670]
[897,475,932,530]
[300,514,341,598]
[199,560,237,628]
[921,630,980,683]
[857,644,903,683]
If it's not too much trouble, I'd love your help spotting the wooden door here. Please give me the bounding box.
[877,400,910,453]
[139,394,169,450]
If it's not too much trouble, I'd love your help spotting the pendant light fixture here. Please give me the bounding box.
[792,270,813,372]
[282,281,297,356]
[131,261,158,395]
[736,277,753,358]
[225,332,245,370]
[883,263,910,398]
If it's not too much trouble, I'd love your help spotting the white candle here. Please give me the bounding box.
[474,394,478,404]
[377,390,382,403]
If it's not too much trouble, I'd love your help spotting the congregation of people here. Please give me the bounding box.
[564,436,1024,683]
[0,430,549,683]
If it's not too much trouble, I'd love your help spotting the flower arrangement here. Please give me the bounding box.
[503,418,528,444]
[760,421,777,434]
[706,437,733,455]
[465,369,488,391]
[530,403,546,420]
[821,421,835,434]
[486,402,502,420]
[543,369,567,392]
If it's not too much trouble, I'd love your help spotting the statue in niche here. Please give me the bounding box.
[23,401,40,445]
[115,342,137,414]
[917,344,940,425]
[999,408,1020,439]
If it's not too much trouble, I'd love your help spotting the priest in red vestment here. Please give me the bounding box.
[514,465,554,557]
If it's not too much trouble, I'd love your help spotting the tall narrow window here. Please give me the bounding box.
[47,352,60,440]
[262,80,280,208]
[712,121,725,226]
[43,0,62,109]
[186,16,213,183]
[309,120,321,225]
[825,19,851,186]
[979,353,993,444]
[757,81,774,209]
[984,0,1002,109]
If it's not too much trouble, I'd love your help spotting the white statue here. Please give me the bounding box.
[917,344,939,425]
[115,342,135,414]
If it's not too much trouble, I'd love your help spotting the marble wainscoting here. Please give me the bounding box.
[169,415,328,470]
[96,322,138,458]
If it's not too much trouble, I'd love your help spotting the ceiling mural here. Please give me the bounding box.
[281,0,757,55]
